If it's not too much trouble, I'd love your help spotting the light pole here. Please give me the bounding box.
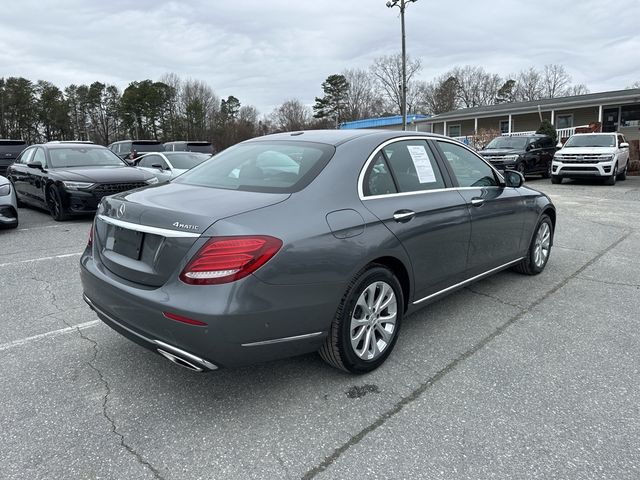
[386,0,416,131]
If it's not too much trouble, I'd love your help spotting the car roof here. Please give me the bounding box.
[244,129,451,147]
[37,143,107,149]
[571,132,616,136]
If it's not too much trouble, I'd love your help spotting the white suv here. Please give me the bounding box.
[551,133,630,185]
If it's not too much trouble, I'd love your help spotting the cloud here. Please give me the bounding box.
[1,0,639,113]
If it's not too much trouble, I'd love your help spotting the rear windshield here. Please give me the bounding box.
[49,147,127,168]
[0,141,27,157]
[174,141,335,193]
[564,135,615,148]
[187,143,213,153]
[132,142,164,153]
[485,137,528,149]
[166,152,210,170]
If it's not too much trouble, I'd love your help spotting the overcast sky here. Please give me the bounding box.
[2,0,639,114]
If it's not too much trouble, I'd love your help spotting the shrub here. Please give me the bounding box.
[536,120,558,145]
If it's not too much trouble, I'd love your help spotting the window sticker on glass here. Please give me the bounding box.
[406,145,436,183]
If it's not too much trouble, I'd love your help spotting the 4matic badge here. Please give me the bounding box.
[172,221,200,231]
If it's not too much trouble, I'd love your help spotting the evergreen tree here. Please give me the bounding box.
[313,74,348,128]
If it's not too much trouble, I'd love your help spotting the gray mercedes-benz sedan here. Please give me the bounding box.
[81,130,556,374]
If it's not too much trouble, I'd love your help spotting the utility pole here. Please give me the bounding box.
[387,0,417,131]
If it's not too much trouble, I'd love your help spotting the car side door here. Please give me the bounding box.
[360,138,471,301]
[432,139,526,277]
[26,147,49,205]
[7,147,35,201]
[617,134,629,169]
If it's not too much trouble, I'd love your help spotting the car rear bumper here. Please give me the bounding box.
[80,251,342,369]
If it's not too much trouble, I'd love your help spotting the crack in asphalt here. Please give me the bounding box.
[301,230,632,479]
[464,287,526,310]
[35,277,165,480]
[577,276,640,289]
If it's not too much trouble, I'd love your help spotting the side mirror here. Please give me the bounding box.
[503,169,524,188]
[27,161,43,169]
[620,142,629,148]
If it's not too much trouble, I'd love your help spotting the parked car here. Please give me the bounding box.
[479,134,556,177]
[164,141,215,154]
[551,132,630,185]
[0,139,27,176]
[134,152,211,182]
[81,130,556,374]
[108,140,165,163]
[6,142,158,221]
[0,175,18,229]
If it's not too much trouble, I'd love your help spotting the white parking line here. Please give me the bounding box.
[0,252,82,268]
[0,320,100,352]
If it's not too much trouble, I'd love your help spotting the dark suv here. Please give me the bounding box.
[108,140,164,163]
[164,141,214,154]
[479,134,556,177]
[0,140,28,176]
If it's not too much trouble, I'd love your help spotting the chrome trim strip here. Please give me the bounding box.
[83,294,217,370]
[241,331,324,347]
[412,258,524,305]
[96,215,201,238]
[357,136,505,201]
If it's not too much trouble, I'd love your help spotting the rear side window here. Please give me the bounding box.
[437,141,498,188]
[174,141,335,193]
[383,140,445,192]
[17,147,36,164]
[363,152,397,196]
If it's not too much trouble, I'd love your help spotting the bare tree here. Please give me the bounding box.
[513,67,544,102]
[414,75,458,115]
[341,68,385,121]
[542,64,572,98]
[450,66,502,108]
[181,79,219,140]
[270,99,311,132]
[370,54,422,114]
[564,84,590,96]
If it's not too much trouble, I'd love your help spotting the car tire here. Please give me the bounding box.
[605,163,618,186]
[617,162,628,181]
[551,175,562,184]
[47,185,69,221]
[513,214,553,276]
[319,265,403,373]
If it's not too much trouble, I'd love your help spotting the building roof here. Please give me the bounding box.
[340,114,430,129]
[423,88,640,122]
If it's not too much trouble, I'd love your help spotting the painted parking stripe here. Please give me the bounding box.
[0,252,82,268]
[0,320,100,352]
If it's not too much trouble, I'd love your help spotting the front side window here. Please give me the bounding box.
[165,153,209,170]
[437,141,498,188]
[139,155,165,168]
[32,148,46,167]
[174,141,334,193]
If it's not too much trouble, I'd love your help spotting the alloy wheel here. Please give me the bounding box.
[349,281,397,361]
[533,222,551,268]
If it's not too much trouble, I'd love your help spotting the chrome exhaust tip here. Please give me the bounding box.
[157,349,205,372]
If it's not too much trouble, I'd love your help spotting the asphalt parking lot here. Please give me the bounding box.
[1,177,639,480]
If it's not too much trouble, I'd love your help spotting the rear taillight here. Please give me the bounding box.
[180,236,282,285]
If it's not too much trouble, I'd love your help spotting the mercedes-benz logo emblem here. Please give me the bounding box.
[117,204,126,218]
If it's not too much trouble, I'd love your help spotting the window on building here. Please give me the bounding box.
[621,105,640,127]
[499,119,513,134]
[556,114,574,129]
[448,124,461,137]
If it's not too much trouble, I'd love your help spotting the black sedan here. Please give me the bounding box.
[7,143,158,221]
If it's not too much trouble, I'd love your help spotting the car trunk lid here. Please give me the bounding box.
[94,183,290,287]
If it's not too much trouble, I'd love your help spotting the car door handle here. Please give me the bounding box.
[471,198,484,207]
[393,210,415,222]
